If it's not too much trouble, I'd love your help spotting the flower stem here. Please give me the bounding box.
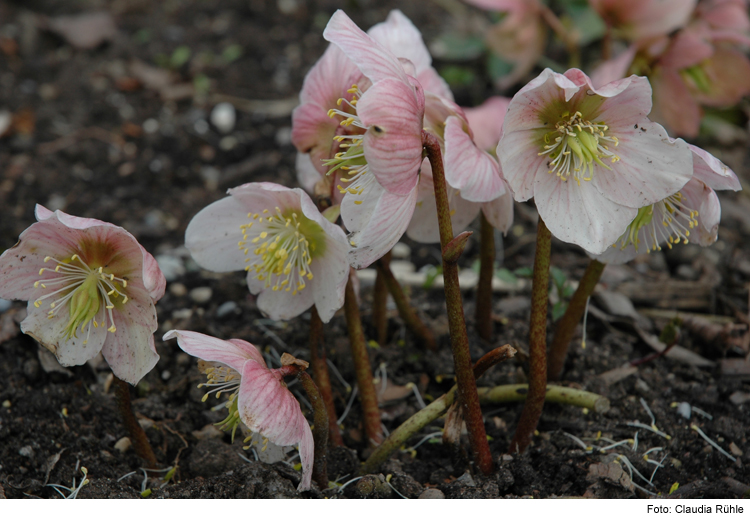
[476,211,495,341]
[113,377,157,469]
[548,259,606,381]
[372,251,392,345]
[509,218,552,454]
[361,381,607,474]
[344,272,383,446]
[297,371,329,490]
[309,306,343,447]
[375,258,438,351]
[422,130,493,475]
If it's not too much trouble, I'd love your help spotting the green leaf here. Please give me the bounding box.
[514,267,533,278]
[170,46,192,69]
[222,44,243,64]
[495,268,518,284]
[439,66,476,88]
[422,265,443,290]
[560,1,606,46]
[552,301,568,322]
[550,267,567,291]
[487,53,514,83]
[430,32,485,61]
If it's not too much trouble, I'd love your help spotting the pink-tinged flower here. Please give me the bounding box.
[185,183,349,323]
[497,68,694,254]
[593,144,740,263]
[465,0,547,89]
[590,0,697,42]
[163,330,314,491]
[0,205,165,384]
[319,10,427,268]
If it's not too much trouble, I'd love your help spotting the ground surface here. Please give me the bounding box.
[0,0,749,499]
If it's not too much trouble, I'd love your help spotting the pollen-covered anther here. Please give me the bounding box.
[540,111,619,184]
[239,208,319,296]
[618,192,700,253]
[31,254,129,341]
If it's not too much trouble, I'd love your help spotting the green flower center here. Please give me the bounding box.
[539,111,620,184]
[237,207,326,295]
[33,254,128,342]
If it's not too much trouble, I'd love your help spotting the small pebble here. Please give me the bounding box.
[161,370,171,381]
[142,118,159,134]
[216,301,239,318]
[0,298,12,313]
[418,488,445,499]
[2,400,11,408]
[219,135,238,151]
[114,437,132,453]
[391,242,411,259]
[22,359,40,382]
[190,287,213,304]
[729,442,743,457]
[169,283,187,297]
[210,102,236,134]
[155,255,185,281]
[172,308,193,319]
[18,446,33,458]
[676,401,692,420]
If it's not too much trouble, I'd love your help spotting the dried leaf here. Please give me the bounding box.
[43,12,117,50]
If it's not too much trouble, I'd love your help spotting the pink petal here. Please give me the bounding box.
[590,46,637,88]
[692,48,750,107]
[21,302,107,367]
[140,247,165,301]
[103,285,160,385]
[586,75,653,123]
[357,78,424,196]
[184,196,256,273]
[649,67,702,137]
[481,189,515,234]
[296,152,324,195]
[496,128,549,202]
[444,116,506,202]
[323,10,409,86]
[462,96,511,152]
[533,175,638,254]
[689,144,741,191]
[238,360,313,490]
[368,10,432,77]
[163,329,260,373]
[592,125,693,209]
[345,182,419,269]
[309,237,348,323]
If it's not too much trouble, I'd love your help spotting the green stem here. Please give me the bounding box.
[509,218,552,454]
[360,382,607,474]
[548,259,606,381]
[297,371,329,490]
[113,377,157,469]
[423,131,493,475]
[372,251,392,345]
[344,273,383,446]
[375,258,438,351]
[476,211,495,341]
[309,306,343,447]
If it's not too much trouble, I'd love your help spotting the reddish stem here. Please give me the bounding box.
[547,259,605,381]
[509,218,551,455]
[423,131,493,475]
[309,306,343,447]
[297,371,329,490]
[375,258,438,351]
[113,377,157,469]
[372,251,392,345]
[344,273,383,446]
[476,211,495,341]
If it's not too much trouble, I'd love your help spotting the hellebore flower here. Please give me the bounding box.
[0,205,165,384]
[589,0,697,42]
[163,330,314,491]
[407,97,515,243]
[465,0,547,89]
[321,10,426,268]
[185,182,349,323]
[497,68,694,254]
[593,144,741,264]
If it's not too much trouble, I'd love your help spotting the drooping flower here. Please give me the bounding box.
[163,330,314,491]
[593,143,741,263]
[320,10,427,268]
[589,0,697,42]
[0,205,165,384]
[497,68,694,254]
[465,0,547,89]
[185,182,349,323]
[407,97,514,243]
